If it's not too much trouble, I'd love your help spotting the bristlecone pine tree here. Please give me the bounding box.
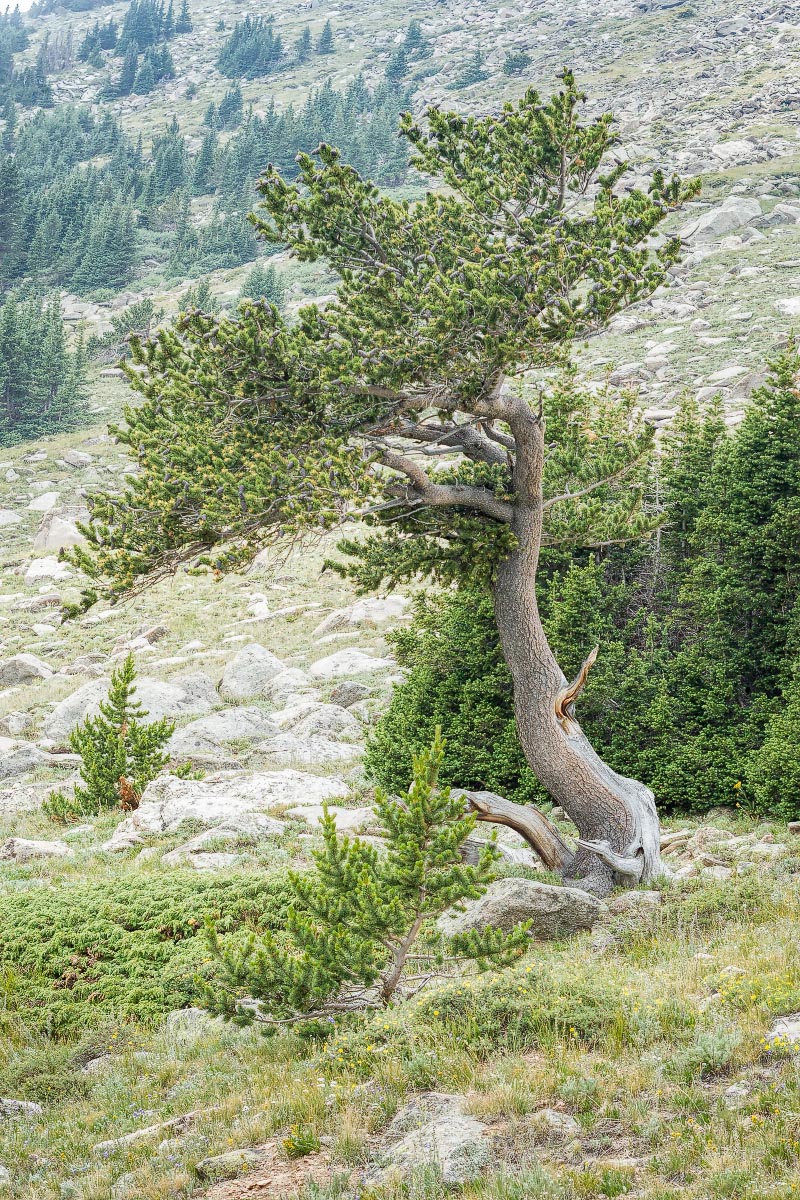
[72,73,699,895]
[45,653,174,820]
[202,730,529,1025]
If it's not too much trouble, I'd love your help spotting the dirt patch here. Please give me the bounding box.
[200,1141,345,1199]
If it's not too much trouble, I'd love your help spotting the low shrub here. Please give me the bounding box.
[0,870,291,1035]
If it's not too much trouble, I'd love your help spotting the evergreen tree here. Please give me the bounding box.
[385,46,408,87]
[404,18,429,56]
[132,54,155,93]
[1,95,15,151]
[73,78,697,894]
[175,0,192,33]
[239,260,284,308]
[294,25,311,62]
[202,731,529,1025]
[178,277,220,313]
[449,49,488,90]
[44,654,174,822]
[217,81,243,128]
[503,50,532,75]
[192,129,217,194]
[315,18,333,54]
[115,44,138,95]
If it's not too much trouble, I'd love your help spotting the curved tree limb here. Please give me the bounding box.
[380,451,514,524]
[554,645,598,735]
[457,789,574,873]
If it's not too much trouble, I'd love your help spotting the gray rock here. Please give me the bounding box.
[168,707,280,757]
[313,596,408,637]
[262,668,318,706]
[528,1109,580,1137]
[605,890,662,916]
[309,648,394,679]
[24,556,72,583]
[438,878,603,940]
[43,673,217,742]
[195,1148,263,1181]
[33,513,86,553]
[0,1098,43,1118]
[329,681,371,708]
[160,816,284,867]
[92,1110,201,1155]
[219,644,286,701]
[62,449,93,468]
[0,510,20,527]
[102,769,346,850]
[765,1013,800,1048]
[0,837,73,862]
[681,197,761,243]
[0,1164,9,1185]
[366,1093,489,1187]
[0,711,33,739]
[258,732,363,765]
[0,743,52,781]
[292,703,363,741]
[0,653,53,687]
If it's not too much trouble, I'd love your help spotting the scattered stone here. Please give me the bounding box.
[0,712,31,737]
[32,513,86,553]
[775,297,800,318]
[528,1108,580,1137]
[0,1098,43,1118]
[62,449,93,468]
[312,596,408,637]
[168,707,280,757]
[258,732,363,765]
[309,648,395,679]
[102,770,345,850]
[285,803,374,832]
[0,837,73,862]
[680,197,761,243]
[788,822,800,835]
[92,1110,203,1155]
[262,668,318,706]
[195,1149,264,1182]
[218,644,286,701]
[160,817,285,867]
[44,672,217,742]
[605,890,662,916]
[0,743,55,781]
[26,492,59,513]
[366,1093,490,1188]
[24,556,72,584]
[765,1013,800,1047]
[0,1164,9,1185]
[329,680,371,708]
[0,510,20,527]
[438,878,604,940]
[291,703,363,741]
[0,653,53,686]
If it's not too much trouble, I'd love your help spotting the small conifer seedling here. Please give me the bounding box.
[202,730,530,1026]
[45,652,174,822]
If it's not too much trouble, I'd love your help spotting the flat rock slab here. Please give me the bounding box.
[0,837,73,863]
[218,644,285,701]
[44,673,218,742]
[366,1092,490,1187]
[438,878,604,940]
[309,649,395,679]
[102,770,347,850]
[168,707,280,757]
[0,1098,43,1118]
[0,654,53,687]
[258,732,364,766]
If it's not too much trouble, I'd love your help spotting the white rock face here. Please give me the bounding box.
[258,732,363,766]
[273,701,363,741]
[218,644,286,701]
[775,297,800,317]
[309,648,395,679]
[102,769,348,850]
[366,1093,490,1187]
[262,668,318,706]
[285,803,374,831]
[680,197,761,243]
[0,712,31,737]
[0,837,73,862]
[438,878,604,940]
[313,596,408,637]
[0,743,54,781]
[0,654,53,687]
[24,556,72,583]
[43,673,218,742]
[167,707,280,756]
[33,513,86,553]
[26,492,60,512]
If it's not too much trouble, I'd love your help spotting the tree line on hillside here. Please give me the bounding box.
[0,291,88,446]
[0,7,53,110]
[216,15,334,79]
[0,75,411,297]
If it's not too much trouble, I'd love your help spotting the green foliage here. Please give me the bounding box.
[0,291,88,446]
[44,653,173,821]
[0,870,291,1036]
[504,50,532,76]
[74,77,689,600]
[367,347,800,820]
[202,732,528,1026]
[448,49,489,90]
[179,276,221,314]
[217,15,283,78]
[238,261,285,308]
[89,296,164,363]
[316,19,334,55]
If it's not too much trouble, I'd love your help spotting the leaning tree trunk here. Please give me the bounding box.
[475,409,663,897]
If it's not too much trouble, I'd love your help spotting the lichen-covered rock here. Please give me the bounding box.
[218,644,285,701]
[0,837,73,862]
[168,707,280,757]
[0,653,53,687]
[309,648,394,679]
[438,878,604,940]
[43,673,217,742]
[365,1093,490,1187]
[195,1149,264,1182]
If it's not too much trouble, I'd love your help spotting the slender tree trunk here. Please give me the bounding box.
[485,407,662,897]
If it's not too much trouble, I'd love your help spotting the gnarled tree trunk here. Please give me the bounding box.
[477,403,662,897]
